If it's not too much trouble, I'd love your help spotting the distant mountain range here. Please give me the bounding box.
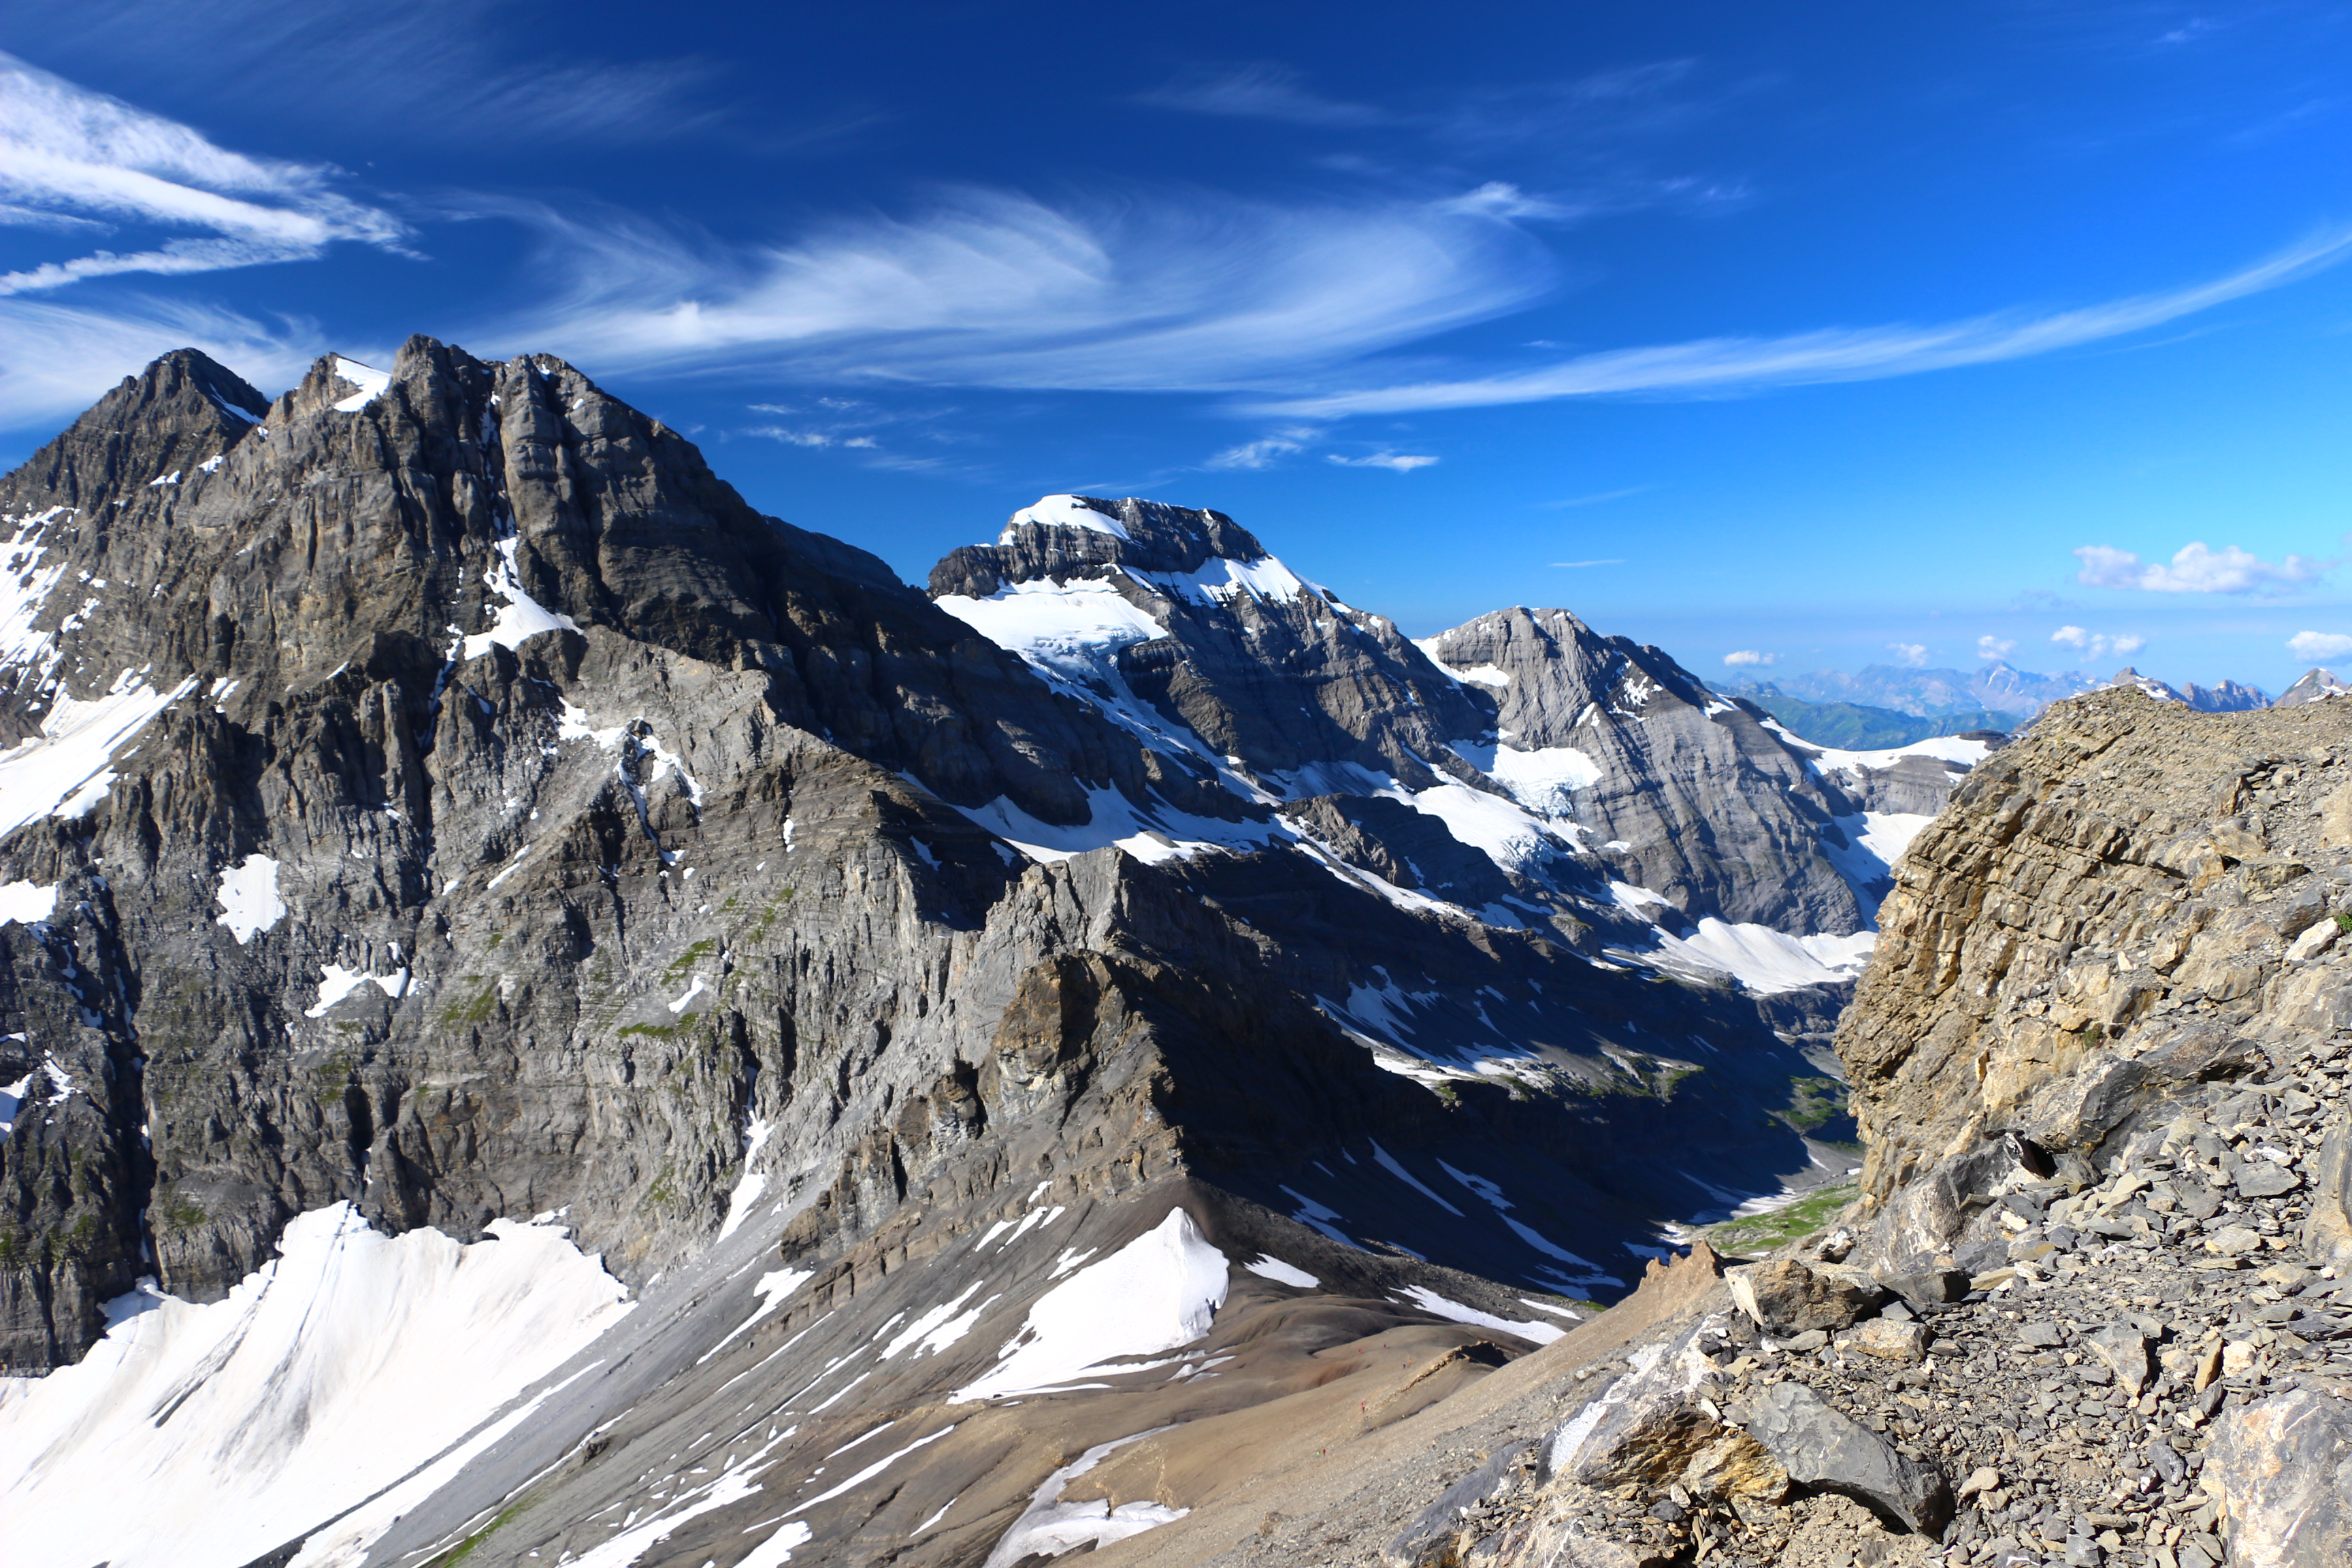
[1722,659,2272,722]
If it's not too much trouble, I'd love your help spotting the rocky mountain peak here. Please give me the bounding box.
[2280,667,2350,706]
[0,347,267,517]
[930,492,1277,597]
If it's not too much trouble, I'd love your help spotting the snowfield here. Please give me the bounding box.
[0,1203,634,1568]
[954,1207,1230,1401]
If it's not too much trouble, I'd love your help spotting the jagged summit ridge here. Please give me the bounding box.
[932,492,1283,594]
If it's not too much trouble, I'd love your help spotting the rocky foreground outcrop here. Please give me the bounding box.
[1101,689,2352,1568]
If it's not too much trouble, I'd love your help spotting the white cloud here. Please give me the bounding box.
[0,52,408,297]
[1248,227,2352,417]
[1549,558,1624,568]
[2051,625,2144,662]
[478,185,1555,395]
[2288,631,2352,662]
[1206,427,1316,470]
[2072,540,2325,594]
[1887,643,1929,667]
[0,293,328,429]
[12,3,725,149]
[1437,182,1581,221]
[1722,650,1776,667]
[1326,451,1438,471]
[1136,63,1392,128]
[1976,636,2017,659]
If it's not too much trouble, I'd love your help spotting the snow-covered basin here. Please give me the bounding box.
[0,1203,633,1568]
[1761,721,1993,774]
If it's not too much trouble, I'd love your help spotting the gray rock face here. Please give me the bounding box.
[2204,1384,2352,1568]
[931,493,1490,794]
[0,339,1262,1367]
[2183,679,2271,713]
[1421,608,1870,934]
[1740,1380,1953,1537]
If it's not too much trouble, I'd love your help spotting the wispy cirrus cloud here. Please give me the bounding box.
[1139,59,1724,151]
[0,293,329,428]
[1326,451,1437,471]
[10,1,730,149]
[476,184,1558,393]
[1205,427,1318,470]
[1250,227,2352,417]
[1137,63,1392,129]
[2072,539,2328,593]
[0,51,409,298]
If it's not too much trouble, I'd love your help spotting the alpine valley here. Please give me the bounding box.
[0,338,2200,1568]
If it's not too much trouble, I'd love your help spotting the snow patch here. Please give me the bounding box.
[214,855,286,943]
[878,1279,994,1362]
[1482,744,1603,815]
[463,537,581,659]
[0,669,199,837]
[0,880,56,926]
[1007,493,1129,541]
[1394,1284,1563,1345]
[981,1430,1187,1568]
[304,963,408,1017]
[1633,919,1876,995]
[1241,1255,1318,1288]
[329,355,391,412]
[953,1208,1228,1401]
[717,1120,774,1241]
[699,1268,815,1365]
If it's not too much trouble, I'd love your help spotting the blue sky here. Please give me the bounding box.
[3,1,2349,693]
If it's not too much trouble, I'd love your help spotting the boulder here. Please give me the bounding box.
[2203,1384,2352,1567]
[1839,1318,1928,1365]
[2237,1162,2303,1198]
[1727,1260,1880,1336]
[1740,1380,1953,1537]
[2086,1321,2156,1395]
[1881,1269,1970,1307]
[2304,1117,2352,1275]
[1382,1440,1531,1568]
[1549,1323,1725,1488]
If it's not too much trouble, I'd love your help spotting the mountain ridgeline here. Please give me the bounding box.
[0,341,2003,1568]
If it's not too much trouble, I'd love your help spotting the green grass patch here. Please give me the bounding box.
[1694,1179,1860,1258]
[1780,1075,1850,1134]
[440,983,500,1028]
[425,1500,529,1567]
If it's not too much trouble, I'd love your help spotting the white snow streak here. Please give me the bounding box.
[1394,1284,1563,1345]
[1241,1255,1318,1288]
[329,356,391,412]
